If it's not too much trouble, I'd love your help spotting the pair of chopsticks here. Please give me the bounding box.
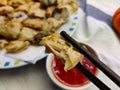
[60,31,120,90]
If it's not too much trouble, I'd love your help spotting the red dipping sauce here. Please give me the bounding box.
[51,56,97,87]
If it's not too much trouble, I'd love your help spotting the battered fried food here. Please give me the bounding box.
[0,20,22,39]
[52,7,70,22]
[19,27,38,42]
[0,16,7,24]
[40,33,83,71]
[41,0,57,7]
[45,6,55,17]
[8,0,26,7]
[5,40,30,53]
[0,0,7,6]
[29,2,46,18]
[0,39,8,50]
[57,0,79,14]
[0,0,79,53]
[0,6,14,15]
[8,11,28,22]
[42,18,63,31]
[22,18,43,30]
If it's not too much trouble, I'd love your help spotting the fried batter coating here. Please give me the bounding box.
[0,20,22,39]
[57,0,79,14]
[29,2,46,18]
[40,33,83,71]
[0,16,7,24]
[0,6,14,15]
[0,0,7,6]
[42,18,62,31]
[40,0,57,7]
[16,4,30,13]
[8,0,26,7]
[5,40,30,53]
[19,27,38,42]
[52,7,70,22]
[8,11,28,22]
[0,0,79,53]
[46,6,55,17]
[22,18,43,30]
[0,39,8,50]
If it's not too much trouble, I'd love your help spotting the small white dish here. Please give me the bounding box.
[46,53,99,90]
[46,44,99,90]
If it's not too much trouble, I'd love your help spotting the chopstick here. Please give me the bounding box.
[76,63,110,90]
[60,31,120,87]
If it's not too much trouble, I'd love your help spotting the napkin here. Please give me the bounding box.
[0,45,47,64]
[73,0,120,75]
[5,46,47,63]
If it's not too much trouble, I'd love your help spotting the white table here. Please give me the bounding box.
[0,59,119,90]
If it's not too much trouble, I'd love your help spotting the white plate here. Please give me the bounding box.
[0,8,81,69]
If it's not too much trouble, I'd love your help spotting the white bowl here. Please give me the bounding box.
[46,53,99,90]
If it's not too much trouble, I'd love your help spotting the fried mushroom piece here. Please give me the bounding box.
[8,0,26,8]
[0,0,7,6]
[15,1,34,12]
[0,6,14,15]
[5,40,30,53]
[25,0,33,2]
[22,18,43,30]
[19,27,39,42]
[8,11,28,22]
[52,7,69,22]
[34,30,54,44]
[42,18,62,31]
[57,0,79,14]
[57,0,72,6]
[68,0,80,13]
[16,4,30,13]
[0,39,8,50]
[40,32,83,71]
[46,6,56,17]
[29,2,46,18]
[0,16,7,24]
[40,0,57,7]
[0,20,22,39]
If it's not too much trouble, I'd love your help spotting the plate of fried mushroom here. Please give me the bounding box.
[0,0,81,69]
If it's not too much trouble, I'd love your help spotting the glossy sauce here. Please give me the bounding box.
[51,56,97,87]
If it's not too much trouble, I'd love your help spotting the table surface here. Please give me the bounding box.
[0,59,119,90]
